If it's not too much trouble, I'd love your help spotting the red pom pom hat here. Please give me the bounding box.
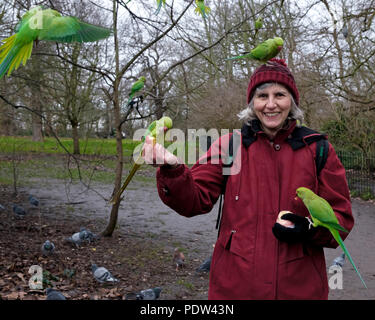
[246,58,300,105]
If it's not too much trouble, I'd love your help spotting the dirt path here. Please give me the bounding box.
[2,176,375,299]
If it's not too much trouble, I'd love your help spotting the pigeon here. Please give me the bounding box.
[91,264,119,284]
[12,205,26,218]
[332,252,346,268]
[195,255,212,273]
[127,287,162,300]
[28,195,40,207]
[41,240,55,256]
[64,232,83,247]
[46,288,66,300]
[173,248,185,271]
[0,203,5,211]
[79,227,99,243]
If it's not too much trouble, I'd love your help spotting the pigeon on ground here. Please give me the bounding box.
[79,227,99,243]
[28,195,40,207]
[64,231,83,247]
[46,288,66,300]
[91,264,119,284]
[41,240,55,256]
[195,255,212,273]
[136,287,162,300]
[12,205,26,218]
[332,252,346,268]
[0,204,5,211]
[173,248,185,271]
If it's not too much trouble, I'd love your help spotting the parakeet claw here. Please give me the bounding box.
[305,217,314,230]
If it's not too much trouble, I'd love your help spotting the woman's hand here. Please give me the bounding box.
[142,135,180,168]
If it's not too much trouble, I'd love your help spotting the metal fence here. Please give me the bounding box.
[337,150,375,199]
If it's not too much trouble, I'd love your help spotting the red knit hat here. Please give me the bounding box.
[246,58,299,105]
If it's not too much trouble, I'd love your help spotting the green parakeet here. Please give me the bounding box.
[155,0,166,15]
[255,17,263,31]
[110,116,173,205]
[226,37,284,63]
[194,0,211,19]
[127,76,146,105]
[296,187,367,289]
[0,5,112,79]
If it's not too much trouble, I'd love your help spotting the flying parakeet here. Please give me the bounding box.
[194,0,211,19]
[155,0,166,15]
[0,5,112,79]
[296,187,367,289]
[226,37,284,64]
[109,116,173,205]
[127,76,146,105]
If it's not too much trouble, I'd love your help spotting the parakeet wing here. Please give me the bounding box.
[39,16,111,43]
[307,197,348,232]
[131,80,145,93]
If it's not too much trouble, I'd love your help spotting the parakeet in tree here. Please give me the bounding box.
[127,76,146,105]
[155,0,166,15]
[255,17,263,31]
[226,37,284,64]
[109,116,173,204]
[0,5,112,79]
[194,0,211,19]
[296,187,367,289]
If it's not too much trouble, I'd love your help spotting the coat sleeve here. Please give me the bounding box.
[309,142,354,248]
[156,135,229,217]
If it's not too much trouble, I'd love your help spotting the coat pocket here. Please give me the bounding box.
[218,229,252,261]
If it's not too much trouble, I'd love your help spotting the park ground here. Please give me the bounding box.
[0,172,374,300]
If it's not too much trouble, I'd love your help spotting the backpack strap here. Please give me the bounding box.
[216,131,241,234]
[315,138,329,176]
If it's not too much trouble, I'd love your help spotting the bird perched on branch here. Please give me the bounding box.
[127,76,146,106]
[0,5,112,79]
[226,37,284,64]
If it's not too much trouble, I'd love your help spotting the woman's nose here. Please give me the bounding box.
[266,97,277,108]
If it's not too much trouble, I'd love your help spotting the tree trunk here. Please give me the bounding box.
[101,0,122,237]
[72,122,80,154]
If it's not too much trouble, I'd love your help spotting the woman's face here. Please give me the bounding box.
[253,83,292,137]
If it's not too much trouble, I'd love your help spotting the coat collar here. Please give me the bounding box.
[241,119,297,148]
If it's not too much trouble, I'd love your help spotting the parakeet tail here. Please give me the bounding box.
[225,54,250,61]
[0,36,33,78]
[109,163,141,204]
[332,229,367,289]
[154,2,162,15]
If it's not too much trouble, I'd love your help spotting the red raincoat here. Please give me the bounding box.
[156,120,353,299]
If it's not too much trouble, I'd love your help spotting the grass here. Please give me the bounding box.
[0,135,158,186]
[0,136,139,156]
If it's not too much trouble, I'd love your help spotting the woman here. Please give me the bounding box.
[143,59,354,299]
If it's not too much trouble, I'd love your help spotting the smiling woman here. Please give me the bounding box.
[141,57,354,300]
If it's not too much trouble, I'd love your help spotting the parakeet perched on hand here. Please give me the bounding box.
[155,0,166,15]
[194,0,211,19]
[296,187,367,289]
[226,37,284,64]
[127,76,146,105]
[0,5,112,79]
[109,116,173,204]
